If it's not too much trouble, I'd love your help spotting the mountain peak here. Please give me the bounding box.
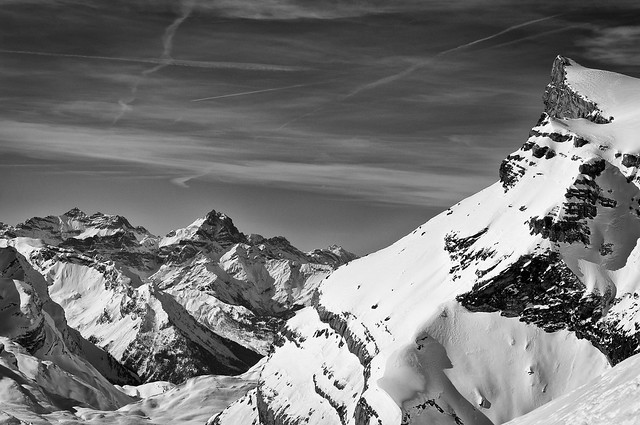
[543,55,612,124]
[63,207,87,218]
[197,209,245,243]
[160,209,246,248]
[202,209,231,226]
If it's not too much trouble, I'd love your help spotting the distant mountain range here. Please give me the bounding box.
[0,207,356,421]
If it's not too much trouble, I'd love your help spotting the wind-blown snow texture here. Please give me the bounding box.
[211,56,640,425]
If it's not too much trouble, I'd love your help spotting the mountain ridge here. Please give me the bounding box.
[0,207,357,385]
[211,56,640,425]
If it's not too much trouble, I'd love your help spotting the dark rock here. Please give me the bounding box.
[543,56,612,124]
[547,132,571,143]
[445,228,495,280]
[121,290,261,383]
[499,155,526,190]
[578,159,606,178]
[457,252,637,365]
[622,154,640,168]
[529,215,591,245]
[532,144,550,158]
[354,397,383,425]
[574,137,590,148]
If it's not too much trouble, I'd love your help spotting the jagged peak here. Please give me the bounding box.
[63,207,87,218]
[87,212,135,230]
[199,209,244,239]
[202,209,234,227]
[543,55,612,124]
[161,209,246,248]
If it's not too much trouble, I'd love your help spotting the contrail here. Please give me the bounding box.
[344,60,429,99]
[278,14,562,129]
[113,2,194,124]
[191,80,336,102]
[436,14,562,56]
[484,25,582,51]
[0,49,306,72]
[349,14,562,99]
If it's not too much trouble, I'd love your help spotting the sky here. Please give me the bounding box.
[2,0,640,255]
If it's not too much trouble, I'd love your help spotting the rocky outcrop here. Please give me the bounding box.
[543,55,612,124]
[316,305,379,373]
[499,153,527,190]
[457,251,639,365]
[529,159,619,245]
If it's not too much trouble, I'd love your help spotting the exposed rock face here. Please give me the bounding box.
[543,55,613,124]
[456,252,639,365]
[1,209,356,385]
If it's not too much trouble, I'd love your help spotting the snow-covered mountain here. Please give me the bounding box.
[0,244,134,416]
[211,56,640,425]
[4,56,640,425]
[0,208,356,385]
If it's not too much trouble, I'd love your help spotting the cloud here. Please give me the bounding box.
[0,49,308,72]
[172,0,438,20]
[0,119,497,207]
[0,0,558,21]
[113,1,196,123]
[579,26,640,66]
[0,0,431,20]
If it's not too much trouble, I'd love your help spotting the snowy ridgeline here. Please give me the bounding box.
[211,56,640,425]
[0,208,355,423]
[4,56,640,425]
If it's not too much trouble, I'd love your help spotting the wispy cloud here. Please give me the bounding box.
[278,14,562,128]
[347,14,562,98]
[579,25,640,66]
[0,119,496,207]
[113,1,194,123]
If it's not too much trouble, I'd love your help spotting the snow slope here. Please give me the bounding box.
[0,353,263,425]
[0,245,134,416]
[212,56,640,425]
[506,351,640,425]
